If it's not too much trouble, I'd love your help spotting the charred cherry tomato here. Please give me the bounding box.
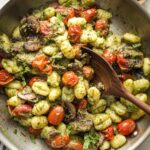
[32,54,49,71]
[12,104,32,116]
[95,19,108,30]
[102,126,114,141]
[48,105,64,126]
[78,99,88,110]
[83,66,94,79]
[28,127,41,135]
[46,135,70,149]
[103,50,117,64]
[118,74,133,82]
[68,25,82,43]
[42,64,53,75]
[62,71,79,87]
[82,8,96,22]
[117,119,136,136]
[65,141,83,150]
[40,21,51,36]
[117,52,129,71]
[0,69,14,86]
[75,6,83,17]
[64,8,75,25]
[29,76,42,87]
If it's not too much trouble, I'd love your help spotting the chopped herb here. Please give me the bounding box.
[30,135,36,144]
[66,125,73,135]
[83,131,99,150]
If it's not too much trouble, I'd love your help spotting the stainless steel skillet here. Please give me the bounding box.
[0,0,150,150]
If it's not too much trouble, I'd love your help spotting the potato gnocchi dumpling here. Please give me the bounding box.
[1,0,149,150]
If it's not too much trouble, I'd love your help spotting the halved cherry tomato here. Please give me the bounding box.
[42,64,52,75]
[46,135,70,149]
[78,99,88,110]
[102,126,114,141]
[74,6,83,17]
[65,141,83,150]
[0,69,14,86]
[48,105,64,126]
[12,104,32,116]
[95,19,108,30]
[103,50,117,64]
[64,8,75,25]
[118,74,133,82]
[117,119,136,136]
[32,54,49,71]
[82,8,96,22]
[29,76,42,87]
[28,127,41,135]
[68,25,82,43]
[32,54,52,75]
[62,71,79,87]
[83,66,94,79]
[40,21,51,36]
[117,52,129,71]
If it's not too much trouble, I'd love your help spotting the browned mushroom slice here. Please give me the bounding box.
[63,102,76,123]
[70,111,93,133]
[18,86,36,101]
[20,16,40,36]
[24,39,41,52]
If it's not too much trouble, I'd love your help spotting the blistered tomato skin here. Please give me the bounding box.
[82,8,96,22]
[48,105,64,126]
[46,135,70,149]
[62,71,79,87]
[0,69,14,86]
[117,119,136,136]
[103,50,117,64]
[102,126,114,141]
[83,66,94,79]
[29,76,42,87]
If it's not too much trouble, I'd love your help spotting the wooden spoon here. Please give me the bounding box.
[82,47,150,114]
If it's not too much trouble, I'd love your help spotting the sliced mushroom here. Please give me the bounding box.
[20,16,40,36]
[63,102,76,123]
[18,86,36,101]
[24,38,41,52]
[70,110,93,133]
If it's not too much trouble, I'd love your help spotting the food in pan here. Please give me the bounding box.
[0,0,149,149]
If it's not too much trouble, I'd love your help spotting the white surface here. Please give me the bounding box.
[0,0,149,149]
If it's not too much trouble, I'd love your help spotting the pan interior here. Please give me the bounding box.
[0,0,149,150]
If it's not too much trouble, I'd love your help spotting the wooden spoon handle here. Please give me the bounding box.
[123,91,150,114]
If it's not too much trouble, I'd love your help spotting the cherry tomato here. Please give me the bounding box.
[62,71,79,87]
[12,104,32,116]
[103,50,117,64]
[95,19,108,30]
[28,127,41,135]
[102,126,114,141]
[41,64,53,75]
[82,8,96,22]
[0,69,14,86]
[83,66,94,79]
[46,135,70,149]
[118,74,133,82]
[48,105,64,126]
[64,8,75,25]
[29,76,42,87]
[78,99,88,110]
[32,54,52,75]
[65,141,83,150]
[74,6,83,17]
[68,25,82,43]
[40,21,51,36]
[117,52,129,71]
[117,119,136,136]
